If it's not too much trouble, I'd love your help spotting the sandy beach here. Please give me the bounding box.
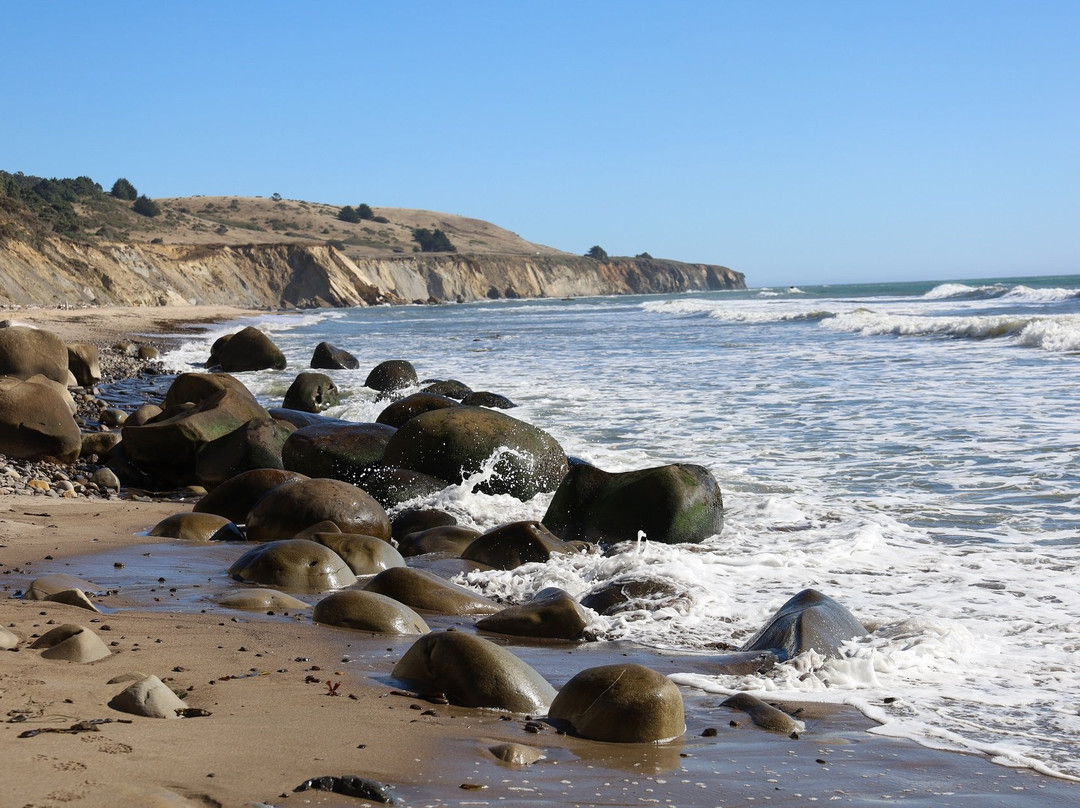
[2,305,1076,808]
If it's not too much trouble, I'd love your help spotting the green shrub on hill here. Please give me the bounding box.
[133,195,161,217]
[586,245,609,261]
[338,205,361,223]
[413,227,456,253]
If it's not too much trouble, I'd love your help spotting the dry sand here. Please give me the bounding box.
[1,306,1076,807]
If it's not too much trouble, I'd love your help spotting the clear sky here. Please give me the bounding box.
[3,1,1077,287]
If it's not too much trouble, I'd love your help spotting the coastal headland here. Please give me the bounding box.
[0,179,744,309]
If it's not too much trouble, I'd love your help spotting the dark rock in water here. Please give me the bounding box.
[0,376,81,463]
[228,538,357,592]
[365,359,418,392]
[194,416,294,489]
[720,692,802,736]
[282,371,340,413]
[477,587,589,640]
[208,326,287,372]
[121,373,269,487]
[348,465,448,509]
[0,325,70,384]
[148,512,244,542]
[543,462,724,545]
[376,392,459,428]
[310,341,360,370]
[461,520,588,570]
[268,407,351,429]
[306,531,405,575]
[580,576,685,616]
[66,342,101,387]
[193,468,309,524]
[246,477,391,541]
[396,524,481,557]
[548,663,685,743]
[391,508,457,542]
[365,567,501,615]
[420,379,472,400]
[294,775,396,804]
[313,590,428,634]
[382,406,568,501]
[393,631,556,713]
[741,588,869,660]
[461,391,516,409]
[281,422,396,479]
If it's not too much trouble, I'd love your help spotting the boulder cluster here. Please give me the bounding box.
[5,322,871,746]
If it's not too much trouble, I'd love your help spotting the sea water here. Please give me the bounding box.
[162,274,1080,780]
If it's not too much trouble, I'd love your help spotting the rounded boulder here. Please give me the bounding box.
[227,539,358,593]
[245,478,391,541]
[393,631,556,713]
[548,663,685,742]
[314,590,429,635]
[282,371,340,413]
[382,406,568,501]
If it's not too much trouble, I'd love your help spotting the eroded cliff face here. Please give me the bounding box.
[0,235,744,309]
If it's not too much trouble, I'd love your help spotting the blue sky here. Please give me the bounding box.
[3,1,1077,287]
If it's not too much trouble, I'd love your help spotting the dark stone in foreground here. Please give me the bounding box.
[295,775,396,804]
[477,587,589,640]
[365,359,418,392]
[721,692,802,735]
[193,468,309,524]
[461,520,587,570]
[281,422,396,479]
[741,588,869,660]
[282,371,339,413]
[245,477,391,541]
[543,462,724,545]
[376,392,459,428]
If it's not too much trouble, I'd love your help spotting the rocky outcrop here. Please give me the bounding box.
[0,233,745,309]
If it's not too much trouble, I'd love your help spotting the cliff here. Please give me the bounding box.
[0,236,745,309]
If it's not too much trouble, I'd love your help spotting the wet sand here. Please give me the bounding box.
[1,307,1077,807]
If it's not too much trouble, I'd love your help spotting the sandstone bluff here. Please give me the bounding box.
[0,187,744,308]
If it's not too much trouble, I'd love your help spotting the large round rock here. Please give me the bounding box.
[382,406,568,500]
[393,631,556,713]
[543,462,724,545]
[314,590,429,634]
[227,539,357,592]
[281,423,396,480]
[245,478,391,541]
[148,512,244,542]
[121,373,270,486]
[193,468,308,524]
[0,376,81,463]
[282,371,340,413]
[365,359,418,392]
[0,326,70,384]
[548,663,685,742]
[210,326,287,372]
[741,588,868,660]
[311,341,359,370]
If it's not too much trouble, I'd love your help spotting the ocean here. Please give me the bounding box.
[163,273,1080,780]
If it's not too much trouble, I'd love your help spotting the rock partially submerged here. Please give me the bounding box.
[228,539,358,593]
[741,588,868,660]
[393,631,556,713]
[548,663,685,743]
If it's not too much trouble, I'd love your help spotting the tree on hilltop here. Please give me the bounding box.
[111,178,138,200]
[357,203,375,220]
[338,205,361,223]
[586,245,609,261]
